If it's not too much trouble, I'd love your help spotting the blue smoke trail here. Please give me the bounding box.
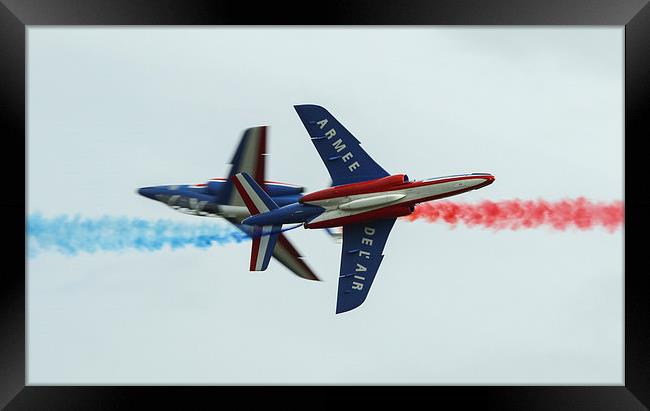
[26,213,250,259]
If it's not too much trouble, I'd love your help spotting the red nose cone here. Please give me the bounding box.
[475,174,495,189]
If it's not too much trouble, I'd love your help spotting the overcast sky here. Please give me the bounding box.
[27,27,623,384]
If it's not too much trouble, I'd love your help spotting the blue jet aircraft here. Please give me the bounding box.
[137,126,322,281]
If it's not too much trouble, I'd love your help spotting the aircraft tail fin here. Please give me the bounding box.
[232,172,280,271]
[232,172,279,214]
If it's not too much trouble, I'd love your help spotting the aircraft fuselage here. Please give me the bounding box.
[242,172,495,228]
[138,178,303,221]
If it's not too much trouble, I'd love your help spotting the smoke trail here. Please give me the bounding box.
[405,198,623,232]
[26,213,250,258]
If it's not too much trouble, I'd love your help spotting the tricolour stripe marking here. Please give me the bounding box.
[250,235,261,271]
[255,225,272,270]
[232,175,261,215]
[238,173,273,212]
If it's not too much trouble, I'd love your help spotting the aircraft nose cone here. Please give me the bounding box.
[137,187,156,199]
[480,174,495,188]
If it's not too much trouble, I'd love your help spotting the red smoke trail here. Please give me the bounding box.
[406,198,624,232]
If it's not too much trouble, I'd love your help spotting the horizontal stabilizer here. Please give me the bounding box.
[250,225,281,271]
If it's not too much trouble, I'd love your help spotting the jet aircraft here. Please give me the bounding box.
[232,105,495,313]
[137,126,321,281]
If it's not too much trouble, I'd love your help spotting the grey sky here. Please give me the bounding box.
[27,27,623,384]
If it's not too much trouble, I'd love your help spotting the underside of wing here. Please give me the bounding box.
[294,105,389,186]
[337,218,396,313]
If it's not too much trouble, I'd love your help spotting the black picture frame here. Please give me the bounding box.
[3,0,648,409]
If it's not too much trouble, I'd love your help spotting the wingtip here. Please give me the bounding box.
[299,269,321,282]
[336,291,369,314]
[293,104,320,111]
[336,302,363,314]
[335,306,352,314]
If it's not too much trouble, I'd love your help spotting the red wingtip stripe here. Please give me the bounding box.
[250,236,261,271]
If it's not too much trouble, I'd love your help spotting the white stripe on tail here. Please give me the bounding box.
[232,172,281,271]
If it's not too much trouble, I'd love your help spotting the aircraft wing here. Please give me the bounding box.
[225,217,320,281]
[220,126,267,206]
[273,233,320,281]
[336,218,397,313]
[294,105,390,186]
